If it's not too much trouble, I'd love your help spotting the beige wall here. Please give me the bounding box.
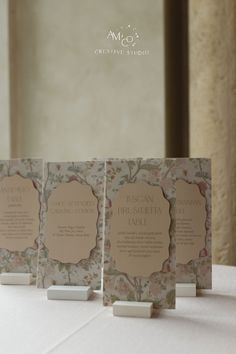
[189,0,236,265]
[0,0,10,158]
[9,0,164,160]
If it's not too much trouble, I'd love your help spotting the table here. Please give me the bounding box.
[0,265,235,354]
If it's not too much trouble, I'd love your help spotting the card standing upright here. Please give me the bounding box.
[37,161,105,289]
[175,158,212,289]
[0,159,43,277]
[103,159,176,309]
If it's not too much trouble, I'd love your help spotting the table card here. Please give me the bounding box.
[175,158,212,289]
[103,159,176,309]
[37,161,105,289]
[0,159,43,276]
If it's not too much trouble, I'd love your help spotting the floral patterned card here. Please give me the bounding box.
[37,161,105,289]
[103,159,176,309]
[175,158,211,289]
[0,159,43,277]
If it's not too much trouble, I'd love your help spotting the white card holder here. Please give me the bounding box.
[176,283,196,297]
[113,301,153,318]
[47,285,93,301]
[0,273,33,285]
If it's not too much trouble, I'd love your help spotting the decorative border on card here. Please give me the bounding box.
[175,158,212,289]
[0,159,43,276]
[37,161,104,289]
[103,159,176,309]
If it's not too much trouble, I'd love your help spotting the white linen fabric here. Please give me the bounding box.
[0,265,235,354]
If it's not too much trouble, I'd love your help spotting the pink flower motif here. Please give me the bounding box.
[199,248,208,257]
[107,199,112,208]
[176,159,186,167]
[14,256,24,267]
[200,264,209,277]
[198,181,207,195]
[162,261,170,273]
[116,278,130,295]
[68,176,78,182]
[149,281,161,297]
[151,170,159,177]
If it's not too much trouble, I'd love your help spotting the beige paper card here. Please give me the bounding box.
[104,159,176,309]
[0,159,43,276]
[175,158,211,289]
[0,175,39,252]
[110,182,170,277]
[176,180,206,264]
[37,161,104,289]
[45,181,98,264]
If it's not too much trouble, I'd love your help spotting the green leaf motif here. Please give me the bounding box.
[127,291,135,301]
[58,262,64,272]
[166,289,175,307]
[110,295,120,303]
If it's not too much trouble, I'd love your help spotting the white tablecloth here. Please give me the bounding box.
[0,265,235,354]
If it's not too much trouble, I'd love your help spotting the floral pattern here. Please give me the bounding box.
[37,161,105,289]
[175,158,212,289]
[0,159,43,277]
[103,159,176,309]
